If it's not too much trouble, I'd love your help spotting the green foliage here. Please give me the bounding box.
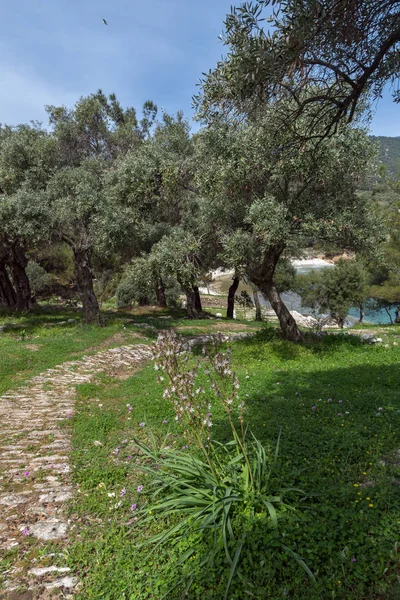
[370,136,400,178]
[151,229,204,291]
[116,258,157,307]
[116,256,180,309]
[195,1,399,137]
[235,289,253,319]
[274,259,296,294]
[25,261,53,295]
[296,260,369,326]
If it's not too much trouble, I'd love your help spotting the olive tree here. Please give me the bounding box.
[195,1,400,138]
[150,229,206,319]
[0,124,54,310]
[195,106,381,341]
[44,92,156,323]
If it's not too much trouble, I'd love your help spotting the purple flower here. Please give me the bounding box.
[113,448,120,455]
[139,422,145,427]
[182,445,189,450]
[127,456,133,460]
[311,406,316,411]
[338,413,342,417]
[121,439,128,444]
[24,471,30,477]
[67,413,71,419]
[120,487,126,497]
[162,419,168,424]
[21,527,30,536]
[130,504,137,511]
[351,557,357,562]
[128,407,133,412]
[338,400,343,404]
[327,398,332,402]
[137,485,143,492]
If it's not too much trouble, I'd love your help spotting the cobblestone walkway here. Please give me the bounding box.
[0,344,152,599]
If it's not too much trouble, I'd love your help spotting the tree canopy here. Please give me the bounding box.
[195,1,400,138]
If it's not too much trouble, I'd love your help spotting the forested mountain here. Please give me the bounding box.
[370,135,400,177]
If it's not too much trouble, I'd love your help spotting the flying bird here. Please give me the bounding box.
[103,18,108,25]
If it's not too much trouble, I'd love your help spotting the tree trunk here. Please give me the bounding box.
[359,303,364,323]
[193,286,202,313]
[185,287,203,319]
[0,262,17,308]
[260,279,302,341]
[73,248,101,324]
[384,306,393,325]
[155,278,167,308]
[336,315,345,328]
[227,276,239,319]
[247,244,302,342]
[8,245,35,312]
[253,289,262,321]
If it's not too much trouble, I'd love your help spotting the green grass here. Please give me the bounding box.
[0,312,142,396]
[67,326,400,599]
[0,305,261,395]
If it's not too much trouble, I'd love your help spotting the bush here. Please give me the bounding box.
[295,260,369,327]
[116,257,180,308]
[26,260,53,295]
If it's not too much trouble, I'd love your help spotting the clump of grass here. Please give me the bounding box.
[129,331,309,598]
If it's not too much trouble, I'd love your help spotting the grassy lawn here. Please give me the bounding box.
[0,305,262,396]
[66,325,400,599]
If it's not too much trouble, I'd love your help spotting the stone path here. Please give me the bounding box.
[0,343,152,599]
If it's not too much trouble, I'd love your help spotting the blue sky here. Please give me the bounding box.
[1,0,398,136]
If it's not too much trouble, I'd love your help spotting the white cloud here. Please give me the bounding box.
[0,64,79,126]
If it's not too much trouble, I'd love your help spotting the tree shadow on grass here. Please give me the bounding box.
[210,359,400,598]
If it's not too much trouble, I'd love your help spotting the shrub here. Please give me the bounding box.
[26,260,53,295]
[116,257,180,308]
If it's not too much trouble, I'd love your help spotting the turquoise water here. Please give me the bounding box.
[348,305,395,325]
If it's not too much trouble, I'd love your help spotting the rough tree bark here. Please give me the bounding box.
[260,279,302,341]
[253,289,262,321]
[0,262,17,308]
[193,286,203,313]
[155,278,167,308]
[248,244,303,342]
[185,287,203,319]
[73,248,101,325]
[227,276,239,319]
[8,244,35,312]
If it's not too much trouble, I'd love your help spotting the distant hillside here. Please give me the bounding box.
[370,135,400,177]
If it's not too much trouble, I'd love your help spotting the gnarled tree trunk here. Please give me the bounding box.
[73,248,100,324]
[253,289,262,321]
[261,279,302,341]
[155,278,167,308]
[227,276,239,319]
[8,244,35,312]
[248,244,302,342]
[185,287,203,319]
[0,262,17,308]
